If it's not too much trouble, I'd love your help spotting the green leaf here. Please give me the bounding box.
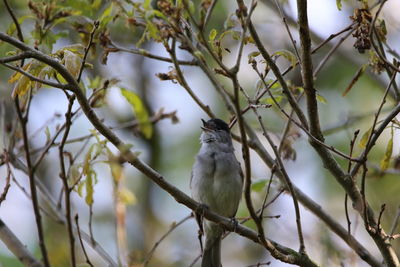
[85,170,95,205]
[42,30,69,51]
[120,88,153,139]
[45,127,51,144]
[336,0,342,10]
[273,50,297,68]
[118,188,137,205]
[88,76,101,90]
[380,129,393,171]
[147,22,159,40]
[6,15,33,36]
[99,3,113,28]
[143,0,152,10]
[9,63,33,98]
[316,93,328,104]
[63,50,81,78]
[83,144,95,175]
[107,150,123,182]
[70,164,81,185]
[232,31,241,40]
[248,51,260,59]
[251,179,268,192]
[77,181,85,197]
[91,0,102,9]
[193,50,206,62]
[209,29,217,42]
[359,127,372,148]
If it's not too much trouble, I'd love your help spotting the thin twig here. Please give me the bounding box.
[15,97,51,267]
[203,0,218,28]
[377,204,386,231]
[345,130,360,236]
[313,29,354,79]
[360,163,369,230]
[75,215,94,267]
[166,39,214,118]
[244,123,381,267]
[89,204,95,244]
[273,0,301,63]
[253,67,359,162]
[10,155,117,266]
[58,94,77,267]
[3,0,24,66]
[344,194,351,235]
[351,68,398,176]
[143,214,192,266]
[33,109,81,170]
[108,41,197,65]
[389,207,400,236]
[0,151,12,205]
[248,20,309,129]
[252,108,305,253]
[77,21,99,83]
[259,168,276,220]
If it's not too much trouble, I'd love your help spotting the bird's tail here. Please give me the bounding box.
[201,223,222,267]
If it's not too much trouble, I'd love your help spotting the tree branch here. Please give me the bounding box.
[0,218,43,267]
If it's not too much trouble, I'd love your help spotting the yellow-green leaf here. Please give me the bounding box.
[8,62,31,84]
[359,127,372,148]
[83,144,95,175]
[120,88,153,139]
[8,71,23,84]
[70,164,81,185]
[85,170,95,205]
[380,130,393,171]
[77,181,85,197]
[316,93,328,104]
[273,50,297,68]
[251,179,268,192]
[248,51,260,59]
[118,188,137,205]
[209,29,217,41]
[11,75,31,98]
[63,50,81,78]
[107,150,123,182]
[336,0,342,10]
[99,3,113,28]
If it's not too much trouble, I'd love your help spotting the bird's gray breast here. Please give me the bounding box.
[191,149,242,217]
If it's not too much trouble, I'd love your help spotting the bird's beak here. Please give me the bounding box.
[201,119,212,132]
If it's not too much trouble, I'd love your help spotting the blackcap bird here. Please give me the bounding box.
[190,118,243,267]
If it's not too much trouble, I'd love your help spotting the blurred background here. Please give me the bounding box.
[0,0,400,266]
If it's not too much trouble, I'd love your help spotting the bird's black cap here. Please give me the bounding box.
[201,118,230,133]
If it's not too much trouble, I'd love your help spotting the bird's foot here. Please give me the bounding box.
[196,203,209,216]
[194,204,209,253]
[229,217,239,233]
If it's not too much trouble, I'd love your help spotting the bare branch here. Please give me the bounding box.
[58,94,77,267]
[15,96,51,267]
[0,218,43,267]
[143,214,192,266]
[108,41,197,66]
[75,215,94,267]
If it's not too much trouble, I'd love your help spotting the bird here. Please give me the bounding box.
[190,118,243,267]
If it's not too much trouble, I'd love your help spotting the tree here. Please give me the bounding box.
[0,0,399,266]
